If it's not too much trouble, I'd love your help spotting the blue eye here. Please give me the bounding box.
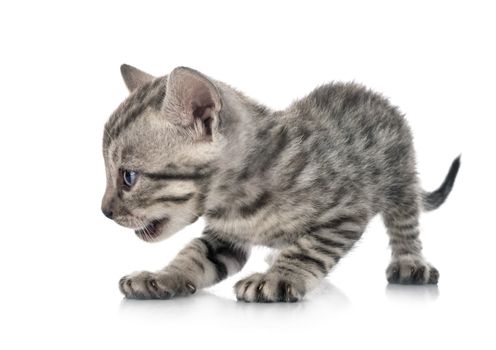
[123,170,137,188]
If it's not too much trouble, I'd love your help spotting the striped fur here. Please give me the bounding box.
[103,65,460,302]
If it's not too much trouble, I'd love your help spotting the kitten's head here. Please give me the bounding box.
[101,65,223,242]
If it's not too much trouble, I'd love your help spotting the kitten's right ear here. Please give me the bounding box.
[120,64,155,92]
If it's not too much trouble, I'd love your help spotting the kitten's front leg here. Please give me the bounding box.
[235,219,365,302]
[120,232,250,299]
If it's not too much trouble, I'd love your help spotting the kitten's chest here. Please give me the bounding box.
[204,192,312,247]
[204,167,320,246]
[205,212,302,247]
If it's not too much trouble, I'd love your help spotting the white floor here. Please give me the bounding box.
[3,204,494,349]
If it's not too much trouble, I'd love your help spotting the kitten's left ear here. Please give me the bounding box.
[120,64,155,92]
[163,67,221,140]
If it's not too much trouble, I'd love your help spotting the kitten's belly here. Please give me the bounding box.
[206,209,308,247]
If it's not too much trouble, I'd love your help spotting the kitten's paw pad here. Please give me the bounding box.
[386,258,439,285]
[234,273,303,303]
[119,271,196,299]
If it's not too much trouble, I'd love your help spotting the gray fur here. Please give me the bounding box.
[102,65,460,302]
[120,64,155,92]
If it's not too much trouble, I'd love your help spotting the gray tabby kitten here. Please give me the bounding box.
[102,65,460,302]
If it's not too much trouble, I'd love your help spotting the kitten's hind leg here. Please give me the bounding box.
[235,215,366,302]
[383,193,439,284]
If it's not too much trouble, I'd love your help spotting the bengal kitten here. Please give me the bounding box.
[102,65,460,302]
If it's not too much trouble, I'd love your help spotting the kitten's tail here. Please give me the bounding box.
[422,155,461,211]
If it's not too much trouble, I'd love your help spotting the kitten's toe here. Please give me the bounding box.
[119,272,153,299]
[119,271,196,299]
[386,257,439,285]
[234,273,263,302]
[146,278,172,299]
[234,273,303,303]
[427,266,439,284]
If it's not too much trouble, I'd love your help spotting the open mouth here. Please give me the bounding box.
[135,217,169,241]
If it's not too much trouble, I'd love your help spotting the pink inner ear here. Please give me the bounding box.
[193,105,214,136]
[190,82,216,108]
[164,67,221,134]
[192,104,213,120]
[187,78,218,137]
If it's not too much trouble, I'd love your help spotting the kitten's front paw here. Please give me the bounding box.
[386,257,439,284]
[119,271,197,299]
[234,273,304,303]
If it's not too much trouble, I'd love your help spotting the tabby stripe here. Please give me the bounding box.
[268,230,287,241]
[327,215,365,229]
[275,264,303,276]
[394,247,420,256]
[311,224,362,240]
[285,261,319,278]
[388,222,419,231]
[312,246,342,262]
[311,234,349,249]
[282,252,327,275]
[310,216,365,234]
[389,237,421,246]
[385,209,419,224]
[329,186,348,208]
[110,84,152,132]
[202,230,249,266]
[389,232,419,241]
[279,153,309,191]
[202,229,232,246]
[339,229,363,240]
[205,207,227,219]
[388,225,419,234]
[154,193,194,203]
[145,172,211,181]
[238,127,289,180]
[216,246,248,266]
[238,191,271,217]
[105,79,165,142]
[198,238,228,282]
[259,128,289,170]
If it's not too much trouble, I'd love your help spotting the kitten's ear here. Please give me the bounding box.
[163,67,221,140]
[120,64,155,92]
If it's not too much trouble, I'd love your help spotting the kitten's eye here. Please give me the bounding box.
[122,170,138,188]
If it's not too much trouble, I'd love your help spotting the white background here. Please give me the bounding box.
[1,1,494,349]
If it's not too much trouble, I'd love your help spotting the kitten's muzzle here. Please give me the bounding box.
[135,217,169,242]
[101,190,116,220]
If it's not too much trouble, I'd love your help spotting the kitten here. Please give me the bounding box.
[102,65,460,302]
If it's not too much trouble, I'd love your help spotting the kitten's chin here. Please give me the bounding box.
[134,217,170,243]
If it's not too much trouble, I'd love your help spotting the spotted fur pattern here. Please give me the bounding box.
[102,65,460,302]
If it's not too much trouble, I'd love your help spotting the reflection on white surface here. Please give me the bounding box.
[385,284,440,301]
[119,280,351,319]
[119,279,444,321]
